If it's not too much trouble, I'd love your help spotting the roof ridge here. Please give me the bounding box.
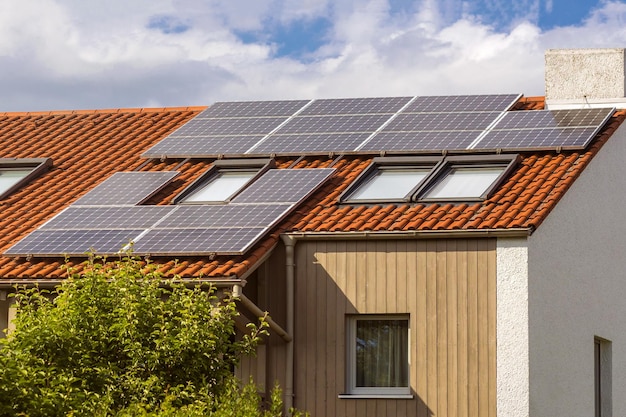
[0,106,208,117]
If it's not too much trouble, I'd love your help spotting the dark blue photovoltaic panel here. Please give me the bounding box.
[73,172,179,206]
[275,114,390,134]
[360,131,480,152]
[488,108,614,129]
[382,112,501,132]
[4,229,144,256]
[475,127,600,150]
[169,117,288,136]
[142,135,265,157]
[300,97,412,115]
[231,168,335,204]
[156,204,291,228]
[41,206,175,230]
[403,94,521,113]
[251,133,370,154]
[196,100,310,118]
[132,227,266,255]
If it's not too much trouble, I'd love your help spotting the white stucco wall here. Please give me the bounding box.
[496,238,529,417]
[527,121,626,416]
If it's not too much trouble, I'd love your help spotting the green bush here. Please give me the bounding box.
[0,256,300,416]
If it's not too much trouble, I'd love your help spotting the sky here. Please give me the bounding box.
[1,0,626,111]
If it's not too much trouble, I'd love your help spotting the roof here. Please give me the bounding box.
[0,97,623,281]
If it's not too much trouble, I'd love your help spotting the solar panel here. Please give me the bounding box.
[5,229,143,256]
[41,206,175,230]
[382,112,502,132]
[251,133,371,154]
[488,108,613,129]
[132,227,266,255]
[231,168,335,204]
[360,131,481,152]
[300,97,412,115]
[73,172,179,206]
[169,117,288,136]
[274,114,391,134]
[142,135,265,157]
[475,127,601,150]
[403,94,521,113]
[156,204,291,229]
[196,100,310,118]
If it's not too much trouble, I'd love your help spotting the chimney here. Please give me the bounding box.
[545,48,626,109]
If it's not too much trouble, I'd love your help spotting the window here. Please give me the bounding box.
[0,158,52,199]
[344,315,410,397]
[595,337,612,417]
[341,155,519,203]
[174,159,273,204]
[341,156,441,203]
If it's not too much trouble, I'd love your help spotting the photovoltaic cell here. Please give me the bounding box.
[41,206,176,230]
[300,97,412,115]
[360,131,481,152]
[251,133,370,154]
[275,114,391,134]
[196,100,310,118]
[5,229,144,256]
[403,94,521,113]
[169,117,288,136]
[132,227,266,255]
[231,168,335,204]
[73,172,179,206]
[143,135,265,157]
[156,204,291,228]
[382,112,502,132]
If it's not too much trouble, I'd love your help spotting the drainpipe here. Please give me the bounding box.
[232,284,291,343]
[281,234,296,413]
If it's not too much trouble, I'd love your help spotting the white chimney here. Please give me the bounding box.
[545,48,626,109]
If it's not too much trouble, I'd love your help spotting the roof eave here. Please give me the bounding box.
[283,228,532,241]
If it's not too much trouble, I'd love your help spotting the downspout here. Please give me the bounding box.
[281,234,296,412]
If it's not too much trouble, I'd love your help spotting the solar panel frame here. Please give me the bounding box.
[41,206,176,230]
[403,94,522,113]
[194,100,311,118]
[382,112,503,132]
[361,131,482,152]
[251,133,371,154]
[489,108,615,129]
[73,172,179,206]
[142,135,266,157]
[274,114,392,134]
[300,97,413,115]
[475,127,602,151]
[155,204,292,229]
[5,229,144,256]
[168,117,289,136]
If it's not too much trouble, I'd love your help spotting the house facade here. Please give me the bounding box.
[0,49,625,416]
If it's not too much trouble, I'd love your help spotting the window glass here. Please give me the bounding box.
[348,169,430,200]
[355,319,409,388]
[422,166,505,199]
[0,169,32,196]
[182,170,256,203]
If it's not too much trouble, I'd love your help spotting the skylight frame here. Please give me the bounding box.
[173,158,274,205]
[340,156,444,204]
[0,158,52,200]
[416,154,520,202]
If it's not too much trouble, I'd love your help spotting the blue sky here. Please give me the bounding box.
[0,0,624,111]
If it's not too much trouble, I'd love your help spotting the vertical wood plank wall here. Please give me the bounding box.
[293,238,496,417]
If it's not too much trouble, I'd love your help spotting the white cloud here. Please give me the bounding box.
[1,0,626,111]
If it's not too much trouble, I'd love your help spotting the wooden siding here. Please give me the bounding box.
[293,238,496,417]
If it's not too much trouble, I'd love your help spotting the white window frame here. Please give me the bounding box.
[173,159,273,204]
[342,314,412,398]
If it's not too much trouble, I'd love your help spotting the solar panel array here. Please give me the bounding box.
[5,168,335,256]
[142,94,523,157]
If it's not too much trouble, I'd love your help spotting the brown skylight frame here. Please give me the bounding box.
[340,156,444,204]
[416,154,521,203]
[341,154,520,204]
[173,158,275,204]
[0,158,53,200]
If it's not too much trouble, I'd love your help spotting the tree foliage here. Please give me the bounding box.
[0,256,292,416]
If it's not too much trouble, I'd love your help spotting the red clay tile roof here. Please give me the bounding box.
[0,97,623,281]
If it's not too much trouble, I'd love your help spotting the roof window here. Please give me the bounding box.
[174,159,274,204]
[342,155,518,203]
[0,158,52,199]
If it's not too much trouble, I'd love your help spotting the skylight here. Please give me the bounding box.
[182,170,257,203]
[348,168,431,201]
[0,158,52,199]
[422,166,506,199]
